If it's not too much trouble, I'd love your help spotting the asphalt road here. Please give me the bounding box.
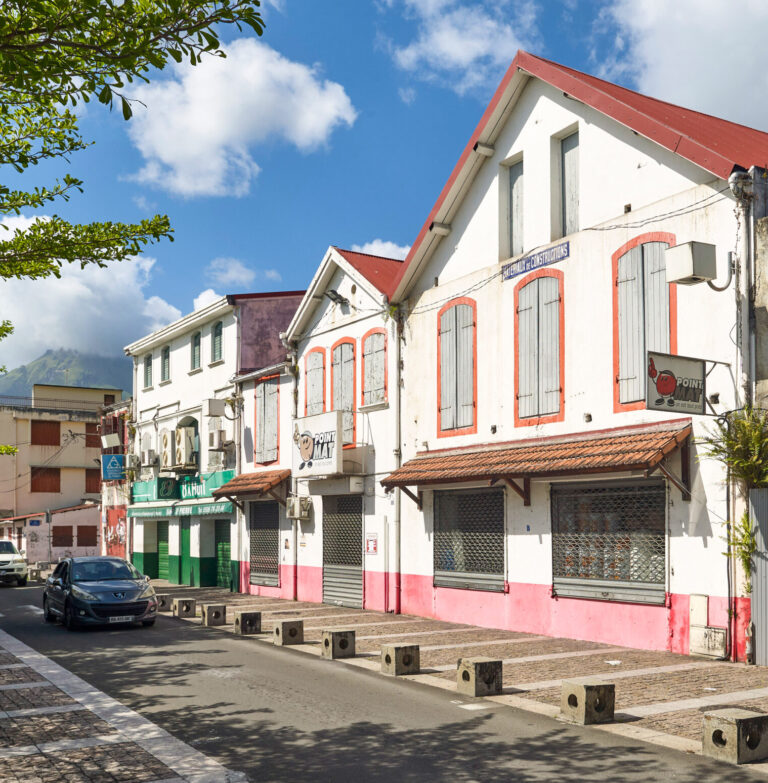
[0,584,761,782]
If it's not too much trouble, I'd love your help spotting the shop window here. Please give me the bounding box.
[551,481,666,604]
[255,376,279,463]
[191,331,201,370]
[143,353,153,388]
[77,526,97,547]
[433,488,504,591]
[249,501,279,586]
[85,423,100,448]
[305,348,325,416]
[31,467,60,493]
[85,468,101,494]
[104,394,115,405]
[438,298,476,436]
[515,270,564,425]
[361,329,387,406]
[161,346,170,382]
[31,420,60,446]
[613,234,676,409]
[211,321,223,363]
[331,339,356,445]
[508,158,524,257]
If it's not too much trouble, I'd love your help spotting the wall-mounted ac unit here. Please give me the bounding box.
[160,429,173,468]
[666,241,717,285]
[125,454,141,469]
[208,429,227,450]
[141,449,158,466]
[175,427,195,466]
[286,496,312,520]
[204,398,227,417]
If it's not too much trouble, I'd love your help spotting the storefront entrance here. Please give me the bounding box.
[215,519,231,588]
[157,521,169,580]
[249,501,280,586]
[180,519,192,585]
[322,495,363,608]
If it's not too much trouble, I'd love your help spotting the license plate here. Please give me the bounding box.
[108,615,134,623]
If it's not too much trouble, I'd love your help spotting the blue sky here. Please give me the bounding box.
[3,0,768,370]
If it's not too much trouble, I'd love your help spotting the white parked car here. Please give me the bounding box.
[0,541,27,586]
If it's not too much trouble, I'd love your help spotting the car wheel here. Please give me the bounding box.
[43,597,55,623]
[63,602,79,631]
[142,619,156,627]
[16,577,27,587]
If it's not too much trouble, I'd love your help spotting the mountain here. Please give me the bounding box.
[0,350,132,398]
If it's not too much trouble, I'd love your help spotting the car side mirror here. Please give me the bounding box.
[144,574,151,583]
[19,550,25,556]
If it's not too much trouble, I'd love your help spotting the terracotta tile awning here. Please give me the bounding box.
[211,469,291,498]
[381,420,692,489]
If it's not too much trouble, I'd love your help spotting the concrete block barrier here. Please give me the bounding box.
[155,594,172,612]
[274,620,304,646]
[560,679,615,725]
[234,610,261,635]
[321,630,356,659]
[456,657,503,697]
[172,598,196,618]
[201,604,226,627]
[702,709,768,764]
[381,644,420,676]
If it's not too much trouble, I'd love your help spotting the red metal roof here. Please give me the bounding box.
[390,49,768,299]
[381,419,691,488]
[211,468,290,498]
[334,247,403,299]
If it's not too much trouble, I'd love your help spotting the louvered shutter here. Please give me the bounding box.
[144,355,152,388]
[539,276,561,415]
[617,245,644,402]
[456,304,474,428]
[561,132,579,235]
[254,382,266,462]
[643,242,670,355]
[333,343,355,444]
[307,352,323,415]
[517,280,539,418]
[509,160,524,257]
[212,322,223,362]
[363,333,386,405]
[264,378,279,462]
[440,307,457,430]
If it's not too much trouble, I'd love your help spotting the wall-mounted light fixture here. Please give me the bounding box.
[325,289,349,306]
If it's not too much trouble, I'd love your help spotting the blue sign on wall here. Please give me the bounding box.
[28,519,41,527]
[502,241,570,281]
[101,454,125,481]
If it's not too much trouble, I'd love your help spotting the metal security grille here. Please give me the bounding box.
[433,489,505,591]
[551,481,666,604]
[323,495,362,607]
[249,501,279,586]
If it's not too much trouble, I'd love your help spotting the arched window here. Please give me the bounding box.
[305,348,325,416]
[437,298,476,436]
[361,328,387,406]
[612,233,677,411]
[514,269,564,425]
[332,338,356,445]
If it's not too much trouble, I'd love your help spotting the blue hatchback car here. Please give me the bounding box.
[43,557,158,629]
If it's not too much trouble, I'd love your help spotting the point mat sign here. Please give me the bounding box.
[646,351,705,415]
[292,410,343,478]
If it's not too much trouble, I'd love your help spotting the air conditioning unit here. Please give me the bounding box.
[160,429,173,468]
[286,496,312,520]
[141,449,158,466]
[175,427,195,466]
[208,429,227,450]
[665,241,717,285]
[208,450,225,469]
[204,398,227,417]
[125,454,141,469]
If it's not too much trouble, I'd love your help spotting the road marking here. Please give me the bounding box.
[458,703,492,711]
[20,605,43,615]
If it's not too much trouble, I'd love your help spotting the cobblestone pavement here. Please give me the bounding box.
[0,628,246,783]
[154,581,768,765]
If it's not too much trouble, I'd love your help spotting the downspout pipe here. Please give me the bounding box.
[233,305,243,594]
[393,307,403,615]
[281,332,299,601]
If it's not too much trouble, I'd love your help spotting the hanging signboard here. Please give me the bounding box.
[292,411,343,478]
[646,351,706,415]
[101,454,125,481]
[502,241,569,281]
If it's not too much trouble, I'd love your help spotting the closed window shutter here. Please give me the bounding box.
[561,132,579,235]
[456,304,474,428]
[517,280,539,418]
[264,378,279,462]
[509,160,524,257]
[643,242,670,355]
[31,420,60,446]
[538,276,561,415]
[363,336,374,406]
[363,333,386,406]
[212,322,223,362]
[161,348,170,381]
[191,334,201,369]
[307,352,323,415]
[144,355,152,388]
[440,307,457,430]
[333,343,355,443]
[254,382,265,462]
[617,246,644,403]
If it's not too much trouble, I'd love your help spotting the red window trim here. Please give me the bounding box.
[360,327,388,406]
[611,231,678,413]
[254,374,280,466]
[331,337,357,448]
[513,268,565,427]
[436,297,478,439]
[304,347,326,416]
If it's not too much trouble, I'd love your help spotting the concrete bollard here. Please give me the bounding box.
[28,568,40,582]
[234,610,261,635]
[155,594,172,612]
[274,620,304,646]
[201,604,226,627]
[381,644,420,676]
[560,679,615,725]
[172,598,196,618]
[702,709,768,764]
[456,657,503,697]
[321,630,356,660]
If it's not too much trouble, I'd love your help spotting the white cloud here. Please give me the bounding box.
[385,0,538,96]
[264,269,282,282]
[351,239,410,260]
[597,1,768,130]
[0,217,181,369]
[126,38,357,197]
[193,288,222,311]
[398,86,416,105]
[206,257,256,287]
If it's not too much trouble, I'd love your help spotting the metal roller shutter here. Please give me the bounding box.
[249,502,279,586]
[157,521,169,580]
[323,495,363,607]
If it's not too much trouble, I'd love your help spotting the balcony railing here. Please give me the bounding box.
[0,395,104,413]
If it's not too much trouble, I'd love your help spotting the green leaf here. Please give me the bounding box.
[121,96,132,121]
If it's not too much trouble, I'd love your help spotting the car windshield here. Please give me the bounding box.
[71,560,141,582]
[0,542,18,555]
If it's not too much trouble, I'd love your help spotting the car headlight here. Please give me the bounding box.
[71,585,100,602]
[11,556,24,564]
[138,584,156,600]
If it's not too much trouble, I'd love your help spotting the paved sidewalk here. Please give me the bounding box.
[154,582,768,767]
[0,628,245,783]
